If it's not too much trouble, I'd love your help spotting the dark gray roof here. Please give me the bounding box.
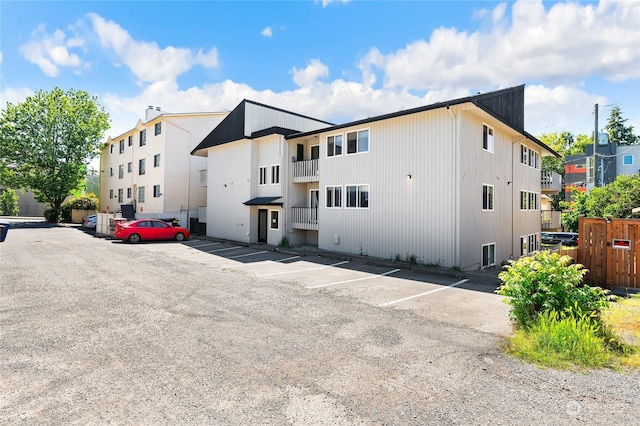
[243,196,283,206]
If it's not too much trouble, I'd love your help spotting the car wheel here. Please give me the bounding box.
[128,233,141,243]
[175,232,185,241]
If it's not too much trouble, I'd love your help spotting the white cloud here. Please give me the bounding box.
[319,0,350,7]
[0,87,34,108]
[0,51,3,65]
[359,0,640,92]
[261,27,273,37]
[18,24,84,77]
[88,13,219,84]
[292,59,329,87]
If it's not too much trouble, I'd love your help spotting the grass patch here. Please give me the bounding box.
[601,294,640,347]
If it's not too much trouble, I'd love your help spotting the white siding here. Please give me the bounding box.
[244,103,328,135]
[617,145,640,177]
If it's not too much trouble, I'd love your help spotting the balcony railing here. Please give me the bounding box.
[292,159,318,183]
[291,207,318,231]
[541,210,562,230]
[541,171,562,193]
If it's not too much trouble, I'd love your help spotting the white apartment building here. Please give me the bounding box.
[100,107,227,227]
[193,86,559,270]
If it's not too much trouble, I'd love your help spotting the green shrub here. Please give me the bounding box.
[0,188,19,216]
[44,208,60,223]
[278,236,290,248]
[496,251,611,329]
[507,309,613,369]
[61,193,99,222]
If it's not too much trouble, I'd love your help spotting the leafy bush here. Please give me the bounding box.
[44,208,60,223]
[61,193,98,222]
[278,236,290,248]
[0,188,19,216]
[507,309,613,369]
[496,251,611,329]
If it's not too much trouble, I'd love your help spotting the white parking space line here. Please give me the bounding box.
[227,250,267,259]
[256,260,349,277]
[307,268,401,289]
[189,242,221,249]
[379,279,469,307]
[205,246,243,253]
[221,255,300,269]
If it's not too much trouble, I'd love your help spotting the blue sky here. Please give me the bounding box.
[1,0,639,143]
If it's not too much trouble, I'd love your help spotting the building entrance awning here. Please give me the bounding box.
[243,196,283,206]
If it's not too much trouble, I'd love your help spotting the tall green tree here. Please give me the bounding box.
[0,88,109,221]
[606,105,638,146]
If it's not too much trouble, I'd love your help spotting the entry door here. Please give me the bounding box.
[310,190,319,224]
[297,144,304,161]
[258,209,268,243]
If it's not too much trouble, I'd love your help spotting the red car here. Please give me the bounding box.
[114,219,190,243]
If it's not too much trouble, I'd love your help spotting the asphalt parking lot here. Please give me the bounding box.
[3,222,638,424]
[163,238,512,335]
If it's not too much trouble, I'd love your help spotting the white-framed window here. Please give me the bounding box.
[153,185,161,197]
[482,184,494,211]
[154,154,161,167]
[127,162,132,173]
[139,129,146,146]
[138,186,145,203]
[109,189,114,199]
[127,188,132,198]
[154,122,161,136]
[346,129,369,154]
[326,185,342,208]
[259,166,267,185]
[270,210,279,230]
[521,234,540,256]
[118,188,123,203]
[520,236,528,256]
[521,145,528,165]
[271,165,280,184]
[119,139,125,154]
[520,190,539,210]
[128,135,133,146]
[327,134,343,157]
[139,158,146,175]
[521,144,539,169]
[482,124,494,153]
[482,243,496,268]
[623,155,633,165]
[118,164,124,179]
[346,184,369,208]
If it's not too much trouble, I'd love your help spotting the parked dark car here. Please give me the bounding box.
[541,232,579,246]
[114,219,190,243]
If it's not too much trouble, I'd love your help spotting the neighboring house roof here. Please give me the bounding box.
[287,85,560,158]
[243,196,283,206]
[191,100,334,156]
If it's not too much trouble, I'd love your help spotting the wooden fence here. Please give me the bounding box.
[578,217,639,290]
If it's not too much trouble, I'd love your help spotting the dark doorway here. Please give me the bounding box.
[258,209,268,243]
[297,144,304,161]
[311,145,319,160]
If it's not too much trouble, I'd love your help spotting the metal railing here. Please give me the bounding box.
[291,207,318,230]
[292,159,318,182]
[541,210,562,230]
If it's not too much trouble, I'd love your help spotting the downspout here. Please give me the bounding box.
[447,106,459,268]
[164,118,192,229]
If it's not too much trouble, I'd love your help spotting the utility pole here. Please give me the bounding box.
[593,103,598,187]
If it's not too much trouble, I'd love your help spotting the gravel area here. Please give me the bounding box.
[1,225,639,424]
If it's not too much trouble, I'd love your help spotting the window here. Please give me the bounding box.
[139,158,146,175]
[127,188,132,198]
[520,190,539,210]
[154,154,161,167]
[311,145,319,159]
[270,210,279,229]
[346,184,369,208]
[482,243,496,268]
[575,164,585,169]
[520,191,528,210]
[153,185,161,197]
[109,189,114,199]
[520,236,528,256]
[271,165,280,184]
[138,186,145,203]
[109,167,113,177]
[482,184,494,211]
[128,135,133,146]
[327,134,343,157]
[326,186,342,208]
[482,124,494,153]
[127,162,132,173]
[110,144,114,154]
[521,234,540,256]
[521,145,528,165]
[259,166,267,185]
[118,164,124,179]
[623,155,633,165]
[118,188,123,203]
[530,150,540,169]
[119,139,124,154]
[154,122,161,136]
[346,129,369,154]
[139,129,146,146]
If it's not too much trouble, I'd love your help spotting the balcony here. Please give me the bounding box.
[541,171,562,194]
[291,207,318,230]
[541,210,562,231]
[292,159,318,183]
